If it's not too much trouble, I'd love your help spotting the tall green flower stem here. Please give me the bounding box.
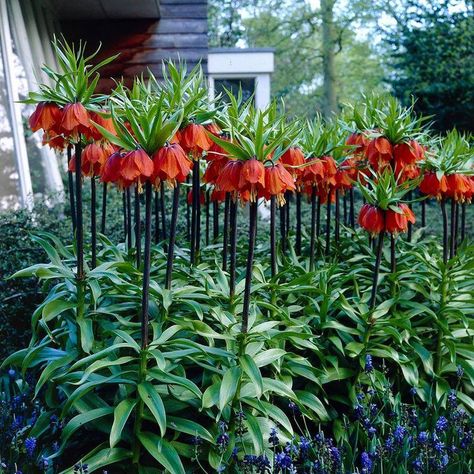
[191,158,199,264]
[349,188,355,228]
[75,143,84,280]
[67,145,77,234]
[222,193,230,271]
[270,196,277,277]
[434,265,449,375]
[390,234,396,273]
[461,203,466,244]
[126,188,132,251]
[325,195,332,256]
[316,196,321,239]
[100,182,107,235]
[279,204,286,253]
[141,182,153,348]
[205,189,210,246]
[229,199,238,300]
[213,200,219,242]
[407,191,413,242]
[122,191,127,244]
[343,193,348,225]
[134,186,141,267]
[74,142,86,355]
[296,191,302,255]
[241,200,258,334]
[454,202,460,255]
[165,182,180,290]
[154,190,160,244]
[441,199,448,263]
[186,175,191,241]
[132,350,147,468]
[90,177,97,269]
[285,191,291,239]
[309,188,317,271]
[421,197,426,228]
[335,189,340,244]
[160,183,167,242]
[369,231,385,309]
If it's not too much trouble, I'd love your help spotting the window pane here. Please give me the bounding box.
[0,44,20,209]
[214,78,255,104]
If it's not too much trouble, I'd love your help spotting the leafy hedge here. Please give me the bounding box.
[1,224,473,472]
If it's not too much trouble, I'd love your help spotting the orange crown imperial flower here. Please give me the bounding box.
[69,142,114,177]
[120,148,154,191]
[238,158,266,202]
[385,204,415,235]
[419,171,448,200]
[358,204,385,236]
[445,173,472,203]
[29,102,62,133]
[366,137,393,171]
[152,143,192,188]
[59,102,91,140]
[262,162,296,205]
[393,140,424,166]
[216,159,244,193]
[280,147,305,178]
[180,123,213,158]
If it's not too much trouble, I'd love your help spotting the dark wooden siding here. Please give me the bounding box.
[60,0,208,92]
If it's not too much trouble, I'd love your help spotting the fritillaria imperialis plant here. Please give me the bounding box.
[419,130,473,262]
[210,103,296,334]
[26,37,117,278]
[358,170,419,306]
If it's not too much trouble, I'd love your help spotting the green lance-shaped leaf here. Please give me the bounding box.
[239,355,263,397]
[110,399,136,448]
[138,382,167,436]
[219,366,242,411]
[61,407,114,447]
[138,432,185,474]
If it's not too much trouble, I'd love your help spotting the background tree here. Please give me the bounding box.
[384,0,474,132]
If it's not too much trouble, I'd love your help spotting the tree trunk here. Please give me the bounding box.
[321,0,337,118]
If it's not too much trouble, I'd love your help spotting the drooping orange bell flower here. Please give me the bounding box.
[465,177,474,203]
[300,157,325,189]
[59,102,91,140]
[29,102,62,133]
[419,171,448,200]
[280,147,305,178]
[358,204,385,236]
[216,159,244,193]
[262,162,296,205]
[204,123,222,137]
[203,157,228,185]
[385,204,415,235]
[42,130,67,151]
[88,111,116,141]
[366,137,393,171]
[206,141,228,162]
[180,123,212,158]
[346,132,369,155]
[393,140,424,166]
[210,188,226,202]
[120,148,154,190]
[101,151,128,188]
[394,160,421,183]
[238,158,265,202]
[445,173,472,202]
[69,142,114,177]
[152,143,192,187]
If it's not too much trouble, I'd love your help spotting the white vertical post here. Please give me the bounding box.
[10,0,63,199]
[0,0,33,209]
